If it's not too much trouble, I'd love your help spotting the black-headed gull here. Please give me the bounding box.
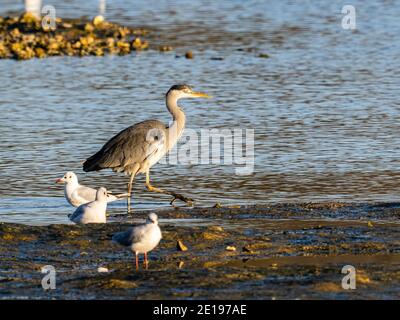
[69,187,108,224]
[56,171,127,207]
[112,213,162,270]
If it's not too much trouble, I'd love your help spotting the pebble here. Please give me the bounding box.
[185,51,194,59]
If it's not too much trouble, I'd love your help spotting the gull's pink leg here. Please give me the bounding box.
[144,252,148,269]
[135,253,139,270]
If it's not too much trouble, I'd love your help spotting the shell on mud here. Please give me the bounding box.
[177,240,188,251]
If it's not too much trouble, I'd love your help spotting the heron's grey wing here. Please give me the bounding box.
[83,120,167,172]
[75,185,97,202]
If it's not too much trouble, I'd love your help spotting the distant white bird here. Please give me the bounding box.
[112,213,162,270]
[56,171,127,207]
[69,187,108,224]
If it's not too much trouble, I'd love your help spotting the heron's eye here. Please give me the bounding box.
[154,136,159,140]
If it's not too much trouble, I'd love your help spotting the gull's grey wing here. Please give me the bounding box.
[69,204,85,221]
[75,185,97,202]
[83,120,167,172]
[112,223,147,246]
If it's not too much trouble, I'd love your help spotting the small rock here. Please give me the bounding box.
[35,47,46,58]
[208,226,223,232]
[118,27,130,38]
[177,240,188,251]
[2,233,14,240]
[258,53,270,58]
[226,246,236,251]
[227,205,241,209]
[95,48,104,56]
[185,51,193,59]
[367,221,374,228]
[62,22,73,28]
[93,15,105,26]
[84,23,95,33]
[159,45,173,52]
[20,12,39,24]
[132,37,148,50]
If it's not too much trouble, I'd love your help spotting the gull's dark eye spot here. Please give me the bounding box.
[154,136,159,141]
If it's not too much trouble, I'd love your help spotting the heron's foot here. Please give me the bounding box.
[146,184,194,206]
[169,192,194,206]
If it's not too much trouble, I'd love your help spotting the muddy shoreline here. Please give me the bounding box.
[1,202,399,299]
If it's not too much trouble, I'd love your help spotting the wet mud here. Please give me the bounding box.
[1,202,399,299]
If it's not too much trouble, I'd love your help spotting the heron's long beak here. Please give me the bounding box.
[55,178,65,184]
[190,91,212,98]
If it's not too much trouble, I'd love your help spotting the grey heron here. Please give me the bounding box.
[82,84,211,213]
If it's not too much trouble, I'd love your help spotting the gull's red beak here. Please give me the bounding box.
[55,178,64,184]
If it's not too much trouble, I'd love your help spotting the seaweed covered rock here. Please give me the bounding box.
[0,13,150,60]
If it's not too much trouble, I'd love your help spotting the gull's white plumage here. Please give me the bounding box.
[112,213,162,269]
[56,171,126,207]
[69,187,108,224]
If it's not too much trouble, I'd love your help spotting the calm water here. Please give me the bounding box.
[1,0,400,224]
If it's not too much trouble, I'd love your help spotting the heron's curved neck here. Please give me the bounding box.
[166,94,186,145]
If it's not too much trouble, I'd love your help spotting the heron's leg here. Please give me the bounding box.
[135,252,139,270]
[127,173,135,214]
[145,170,194,206]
